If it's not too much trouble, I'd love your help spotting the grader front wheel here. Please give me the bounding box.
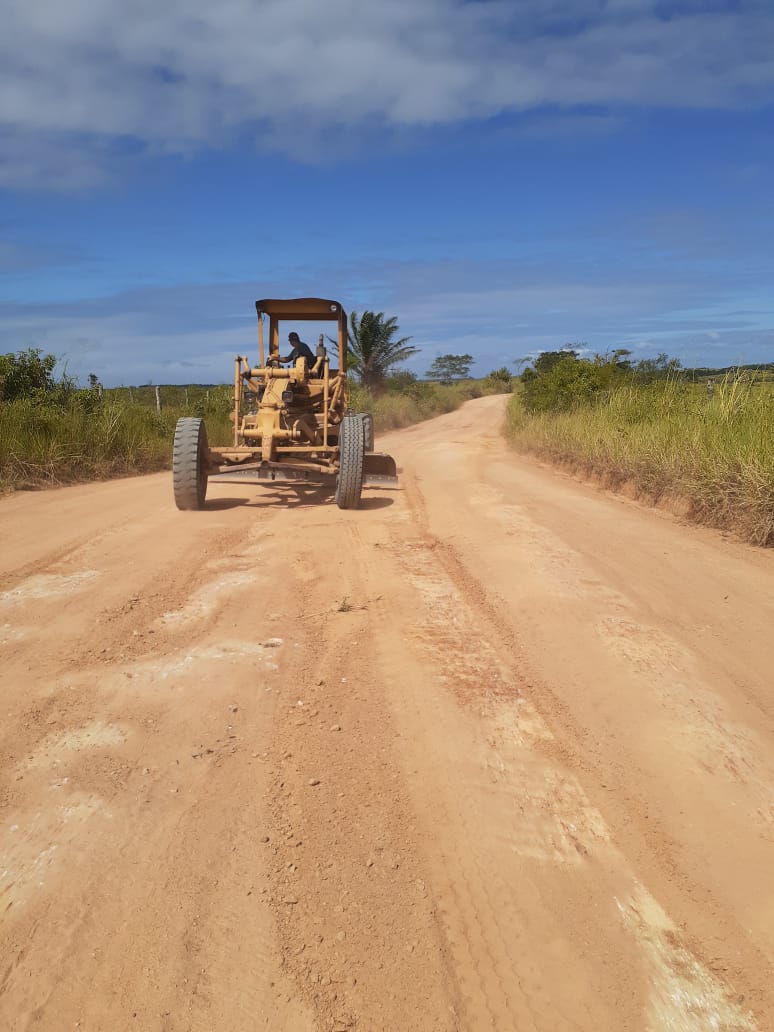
[173,417,209,510]
[335,415,365,510]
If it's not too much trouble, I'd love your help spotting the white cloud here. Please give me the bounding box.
[1,0,773,187]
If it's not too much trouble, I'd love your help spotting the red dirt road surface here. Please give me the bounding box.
[2,394,773,1031]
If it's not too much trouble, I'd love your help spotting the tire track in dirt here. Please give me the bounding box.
[353,468,760,1031]
[0,498,315,1031]
[262,519,460,1032]
[395,447,774,1025]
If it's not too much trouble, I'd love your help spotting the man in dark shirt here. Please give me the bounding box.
[273,331,315,367]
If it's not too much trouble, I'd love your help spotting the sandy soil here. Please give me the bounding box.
[1,394,773,1031]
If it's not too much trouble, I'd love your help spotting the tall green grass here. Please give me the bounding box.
[506,376,774,546]
[0,392,232,491]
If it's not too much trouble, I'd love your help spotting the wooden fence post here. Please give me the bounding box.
[155,386,162,413]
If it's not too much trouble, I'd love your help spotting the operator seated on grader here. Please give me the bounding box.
[269,331,316,369]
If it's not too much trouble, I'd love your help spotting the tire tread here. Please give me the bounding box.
[173,417,208,510]
[336,415,365,509]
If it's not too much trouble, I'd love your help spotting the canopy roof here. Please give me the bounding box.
[255,298,346,322]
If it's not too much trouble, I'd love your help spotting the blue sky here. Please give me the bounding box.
[1,0,773,385]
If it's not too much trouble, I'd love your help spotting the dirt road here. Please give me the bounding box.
[2,394,773,1031]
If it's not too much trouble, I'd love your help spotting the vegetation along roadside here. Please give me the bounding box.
[505,348,774,547]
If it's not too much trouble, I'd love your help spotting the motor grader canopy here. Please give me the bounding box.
[255,298,347,370]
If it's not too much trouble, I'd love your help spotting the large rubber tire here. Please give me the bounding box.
[335,415,365,510]
[359,412,374,452]
[173,417,209,510]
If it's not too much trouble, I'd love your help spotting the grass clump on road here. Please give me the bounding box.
[506,356,774,546]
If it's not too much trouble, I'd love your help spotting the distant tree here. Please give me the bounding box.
[427,354,474,384]
[532,348,579,376]
[347,311,418,392]
[485,367,513,392]
[611,348,633,370]
[633,352,682,382]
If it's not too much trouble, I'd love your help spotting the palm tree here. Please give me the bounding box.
[347,311,418,392]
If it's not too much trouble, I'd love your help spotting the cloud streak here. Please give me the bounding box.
[2,0,773,187]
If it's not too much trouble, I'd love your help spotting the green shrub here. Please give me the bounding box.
[520,351,639,413]
[0,347,79,406]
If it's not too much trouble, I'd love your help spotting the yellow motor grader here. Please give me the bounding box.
[172,297,397,510]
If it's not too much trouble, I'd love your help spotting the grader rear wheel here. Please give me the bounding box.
[173,417,209,510]
[335,415,365,510]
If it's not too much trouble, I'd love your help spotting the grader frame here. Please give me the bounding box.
[172,297,396,511]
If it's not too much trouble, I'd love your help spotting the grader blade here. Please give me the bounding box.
[363,452,398,484]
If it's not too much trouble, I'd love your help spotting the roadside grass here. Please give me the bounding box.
[0,392,233,491]
[506,376,774,546]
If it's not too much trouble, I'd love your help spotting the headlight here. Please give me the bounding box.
[281,389,293,404]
